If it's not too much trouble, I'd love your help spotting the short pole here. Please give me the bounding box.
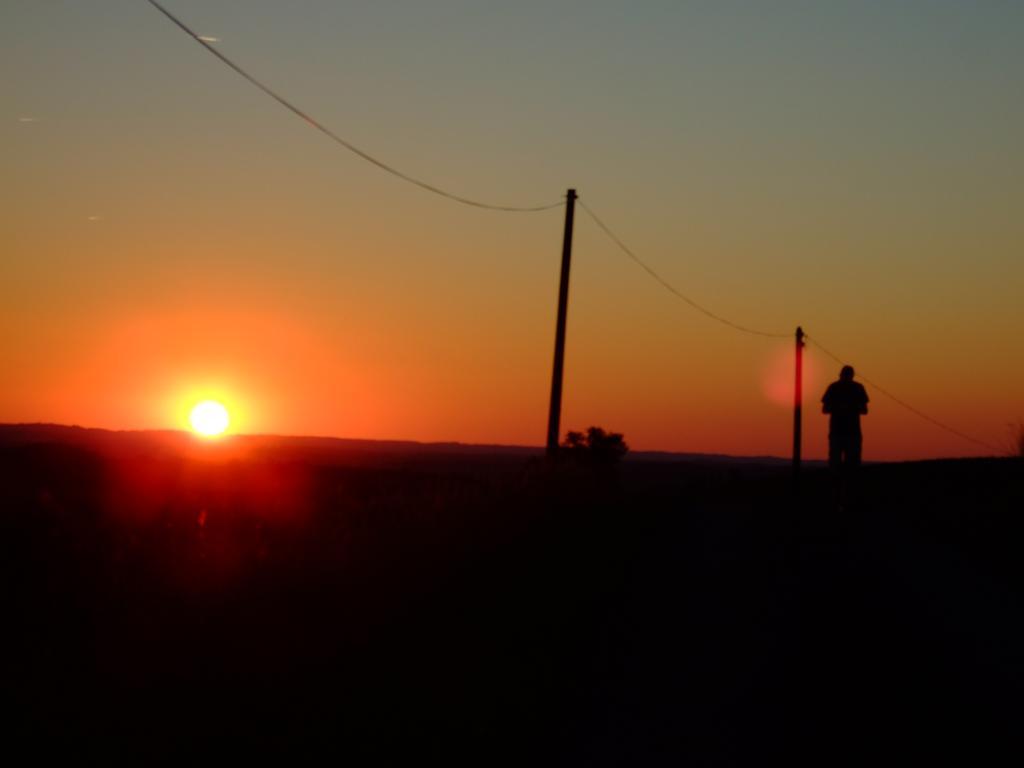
[793,326,805,488]
[546,189,577,458]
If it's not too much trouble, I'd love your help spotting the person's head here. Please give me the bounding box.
[839,365,855,382]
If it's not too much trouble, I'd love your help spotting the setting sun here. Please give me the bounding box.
[189,400,230,437]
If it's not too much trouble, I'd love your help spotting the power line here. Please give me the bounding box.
[806,336,1000,453]
[578,199,789,339]
[145,0,562,213]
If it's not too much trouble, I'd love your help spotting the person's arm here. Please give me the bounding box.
[822,387,833,414]
[859,385,869,415]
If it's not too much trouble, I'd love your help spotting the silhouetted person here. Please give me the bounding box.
[822,365,869,475]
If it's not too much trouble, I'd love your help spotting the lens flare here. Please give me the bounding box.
[189,400,230,437]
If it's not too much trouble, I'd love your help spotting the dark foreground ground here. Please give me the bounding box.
[2,426,1022,763]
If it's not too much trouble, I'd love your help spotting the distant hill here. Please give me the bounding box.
[0,423,807,467]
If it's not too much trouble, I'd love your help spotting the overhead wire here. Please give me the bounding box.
[145,0,562,213]
[578,199,789,339]
[805,337,1000,453]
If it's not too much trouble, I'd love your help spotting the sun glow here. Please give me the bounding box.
[189,400,230,437]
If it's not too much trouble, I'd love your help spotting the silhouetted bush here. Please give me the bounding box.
[562,426,629,467]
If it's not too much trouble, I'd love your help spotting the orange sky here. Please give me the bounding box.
[3,1,1022,460]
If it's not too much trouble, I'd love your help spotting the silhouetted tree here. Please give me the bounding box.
[562,426,629,467]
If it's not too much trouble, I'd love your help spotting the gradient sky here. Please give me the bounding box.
[3,0,1022,459]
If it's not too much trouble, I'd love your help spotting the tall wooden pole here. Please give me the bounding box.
[546,189,577,458]
[793,326,805,486]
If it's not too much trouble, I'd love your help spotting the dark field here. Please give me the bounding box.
[2,425,1022,763]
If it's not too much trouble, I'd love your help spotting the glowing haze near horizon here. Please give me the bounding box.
[3,1,1022,460]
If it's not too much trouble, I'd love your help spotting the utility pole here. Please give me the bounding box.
[793,326,805,488]
[546,188,577,458]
